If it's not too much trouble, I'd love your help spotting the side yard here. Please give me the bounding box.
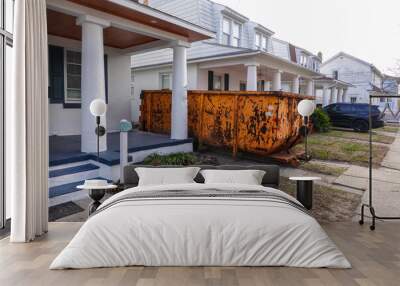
[291,127,397,169]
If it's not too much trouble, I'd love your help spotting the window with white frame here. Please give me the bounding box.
[222,18,230,45]
[232,22,241,47]
[65,50,82,103]
[255,33,261,49]
[160,72,172,90]
[222,17,242,47]
[261,35,268,51]
[213,75,222,90]
[299,53,308,67]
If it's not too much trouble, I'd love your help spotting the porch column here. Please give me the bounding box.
[246,64,258,91]
[337,88,344,102]
[331,87,338,104]
[342,88,348,102]
[171,44,189,139]
[77,15,110,153]
[272,69,282,91]
[306,79,314,96]
[322,84,330,107]
[291,75,300,93]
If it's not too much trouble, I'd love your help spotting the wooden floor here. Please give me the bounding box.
[0,222,399,286]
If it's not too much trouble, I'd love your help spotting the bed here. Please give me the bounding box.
[50,165,350,269]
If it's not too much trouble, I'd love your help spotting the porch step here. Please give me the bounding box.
[49,177,110,198]
[49,163,100,188]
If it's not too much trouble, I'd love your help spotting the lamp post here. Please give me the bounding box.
[297,99,316,161]
[90,99,107,162]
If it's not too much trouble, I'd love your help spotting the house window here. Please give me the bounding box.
[160,73,172,90]
[65,50,82,103]
[213,75,222,90]
[255,33,261,49]
[222,18,230,45]
[300,53,308,66]
[351,97,357,103]
[261,35,268,51]
[240,82,247,91]
[333,70,339,80]
[222,17,242,47]
[232,22,241,47]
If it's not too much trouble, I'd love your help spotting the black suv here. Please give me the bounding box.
[323,103,384,132]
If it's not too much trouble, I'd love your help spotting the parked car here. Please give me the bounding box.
[323,103,384,132]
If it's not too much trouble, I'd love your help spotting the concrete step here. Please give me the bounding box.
[49,163,100,188]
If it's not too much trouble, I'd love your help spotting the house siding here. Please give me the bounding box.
[321,54,373,103]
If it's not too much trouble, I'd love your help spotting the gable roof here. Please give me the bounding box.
[322,52,383,77]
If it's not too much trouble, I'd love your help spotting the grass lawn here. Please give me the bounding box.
[378,125,400,133]
[292,132,389,166]
[280,177,361,222]
[327,130,395,144]
[299,161,348,177]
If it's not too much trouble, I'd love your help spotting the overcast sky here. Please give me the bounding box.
[215,0,400,74]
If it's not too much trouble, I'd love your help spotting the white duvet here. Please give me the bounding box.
[50,183,351,269]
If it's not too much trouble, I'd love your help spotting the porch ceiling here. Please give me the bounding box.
[67,0,212,42]
[47,9,158,49]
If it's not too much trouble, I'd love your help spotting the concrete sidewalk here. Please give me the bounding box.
[334,130,400,218]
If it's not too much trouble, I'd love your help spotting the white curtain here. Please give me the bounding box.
[10,0,49,242]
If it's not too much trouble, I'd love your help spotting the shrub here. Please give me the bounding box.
[143,152,198,166]
[311,107,331,133]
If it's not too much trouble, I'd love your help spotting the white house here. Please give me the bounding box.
[321,52,400,107]
[44,0,213,152]
[131,0,351,122]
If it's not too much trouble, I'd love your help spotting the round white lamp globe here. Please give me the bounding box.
[297,99,315,117]
[90,99,107,117]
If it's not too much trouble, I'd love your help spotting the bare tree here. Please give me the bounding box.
[387,59,400,76]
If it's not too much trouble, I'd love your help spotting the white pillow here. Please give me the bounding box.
[200,169,266,185]
[135,167,201,186]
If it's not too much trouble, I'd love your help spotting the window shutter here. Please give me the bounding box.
[48,45,64,103]
[224,73,229,91]
[208,71,214,91]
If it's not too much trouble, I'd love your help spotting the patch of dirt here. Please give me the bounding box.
[280,177,361,223]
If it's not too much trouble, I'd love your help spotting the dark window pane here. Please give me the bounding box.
[67,75,81,89]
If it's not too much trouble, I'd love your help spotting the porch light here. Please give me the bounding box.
[297,100,315,162]
[90,99,107,117]
[90,99,107,161]
[297,99,315,117]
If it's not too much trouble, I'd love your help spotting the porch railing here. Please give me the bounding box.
[140,90,314,157]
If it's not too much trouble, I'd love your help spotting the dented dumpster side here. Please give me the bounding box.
[140,90,312,156]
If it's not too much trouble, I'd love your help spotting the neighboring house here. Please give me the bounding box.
[131,0,349,122]
[321,52,400,107]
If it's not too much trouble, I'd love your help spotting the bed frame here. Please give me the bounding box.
[123,165,280,189]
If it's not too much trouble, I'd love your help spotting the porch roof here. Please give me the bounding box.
[46,0,215,53]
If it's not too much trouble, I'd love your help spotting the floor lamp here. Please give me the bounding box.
[90,99,107,161]
[359,94,400,230]
[297,99,316,161]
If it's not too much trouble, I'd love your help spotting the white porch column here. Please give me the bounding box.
[291,75,300,93]
[342,88,348,102]
[272,69,282,91]
[77,16,110,153]
[337,88,344,102]
[171,44,189,139]
[306,79,314,96]
[322,84,330,107]
[246,64,258,91]
[331,87,338,104]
